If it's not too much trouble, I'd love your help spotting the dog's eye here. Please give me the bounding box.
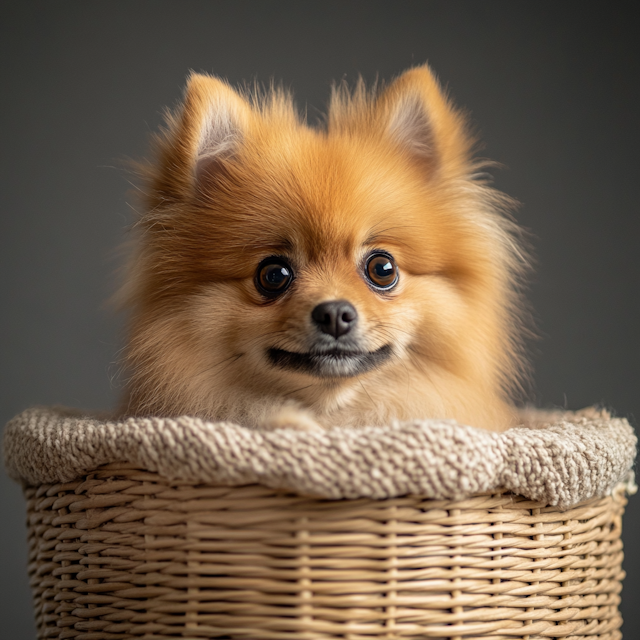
[256,258,294,297]
[365,253,398,290]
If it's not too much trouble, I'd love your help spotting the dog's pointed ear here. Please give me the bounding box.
[186,73,250,186]
[154,73,251,200]
[377,65,472,176]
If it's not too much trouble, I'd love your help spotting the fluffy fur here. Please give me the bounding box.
[119,65,529,432]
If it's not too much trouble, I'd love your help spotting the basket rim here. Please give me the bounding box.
[3,406,636,508]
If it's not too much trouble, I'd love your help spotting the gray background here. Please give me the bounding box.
[1,1,638,636]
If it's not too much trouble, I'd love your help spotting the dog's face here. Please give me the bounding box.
[123,67,524,429]
[185,141,449,400]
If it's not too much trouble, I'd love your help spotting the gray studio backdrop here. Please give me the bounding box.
[1,2,638,637]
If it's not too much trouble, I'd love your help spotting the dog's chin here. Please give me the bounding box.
[267,344,392,378]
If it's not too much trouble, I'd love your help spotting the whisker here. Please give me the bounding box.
[358,379,375,407]
[282,383,316,397]
[199,352,245,376]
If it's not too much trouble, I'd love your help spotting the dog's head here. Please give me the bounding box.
[121,66,526,426]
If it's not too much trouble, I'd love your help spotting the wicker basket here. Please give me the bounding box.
[6,407,636,639]
[24,465,628,639]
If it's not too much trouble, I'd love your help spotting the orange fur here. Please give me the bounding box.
[119,65,529,431]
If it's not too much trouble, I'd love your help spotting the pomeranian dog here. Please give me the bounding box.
[119,65,528,432]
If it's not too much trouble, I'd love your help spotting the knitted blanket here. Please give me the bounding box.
[3,406,636,508]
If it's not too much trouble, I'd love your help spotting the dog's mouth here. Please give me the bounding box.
[267,344,392,378]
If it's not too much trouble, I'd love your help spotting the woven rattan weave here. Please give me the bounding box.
[25,462,626,639]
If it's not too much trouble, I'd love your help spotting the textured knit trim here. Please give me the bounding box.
[3,406,636,507]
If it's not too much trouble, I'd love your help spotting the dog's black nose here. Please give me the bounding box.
[311,300,358,338]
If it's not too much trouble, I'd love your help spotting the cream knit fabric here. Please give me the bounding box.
[3,406,636,508]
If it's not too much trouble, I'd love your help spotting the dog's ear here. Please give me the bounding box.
[376,65,472,177]
[152,73,251,201]
[186,73,250,187]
